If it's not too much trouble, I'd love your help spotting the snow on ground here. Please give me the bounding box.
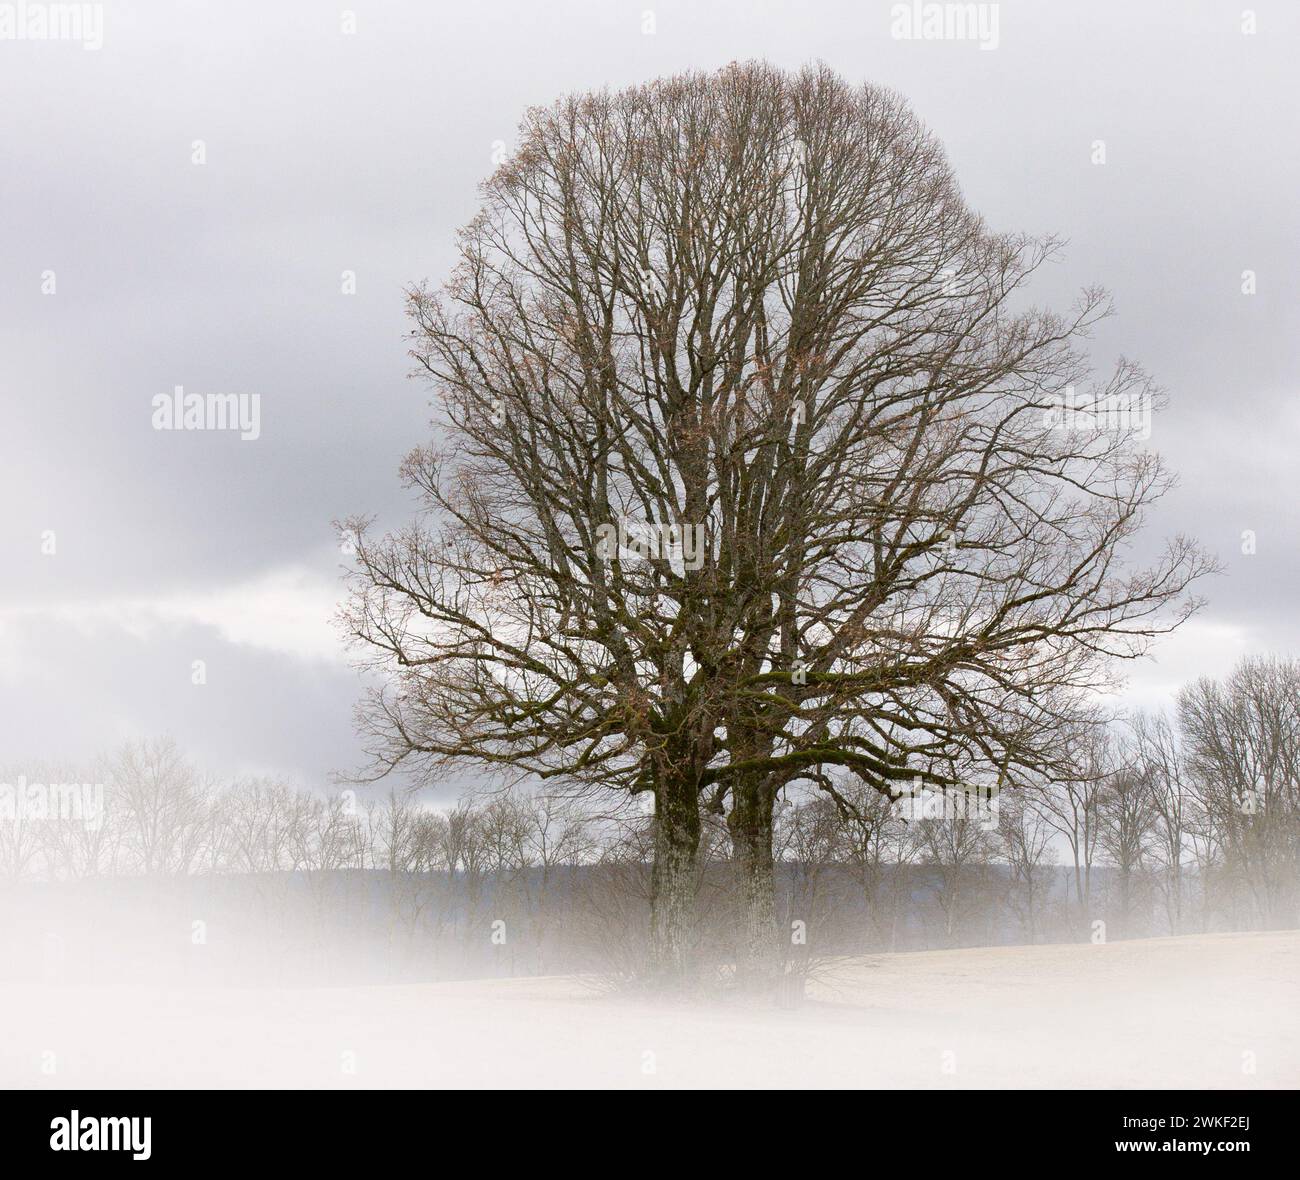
[3,931,1296,1089]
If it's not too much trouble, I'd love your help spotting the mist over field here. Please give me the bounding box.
[6,931,1297,1089]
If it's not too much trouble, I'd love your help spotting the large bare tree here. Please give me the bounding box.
[341,62,1210,984]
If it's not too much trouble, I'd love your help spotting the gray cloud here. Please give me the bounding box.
[3,0,1297,778]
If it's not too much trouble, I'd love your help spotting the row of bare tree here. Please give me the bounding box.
[747,651,1300,962]
[4,656,1294,982]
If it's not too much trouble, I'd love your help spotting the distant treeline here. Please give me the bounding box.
[0,858,1235,989]
[2,656,1297,983]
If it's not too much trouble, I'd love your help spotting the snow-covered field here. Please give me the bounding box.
[4,931,1296,1089]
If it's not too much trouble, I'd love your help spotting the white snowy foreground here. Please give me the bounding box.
[4,931,1296,1089]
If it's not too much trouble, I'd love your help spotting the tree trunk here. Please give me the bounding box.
[727,778,779,991]
[649,769,701,988]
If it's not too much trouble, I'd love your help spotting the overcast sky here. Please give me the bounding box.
[2,0,1297,797]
